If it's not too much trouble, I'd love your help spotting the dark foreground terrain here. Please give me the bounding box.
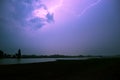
[0,57,120,80]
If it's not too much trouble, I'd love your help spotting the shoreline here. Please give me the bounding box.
[0,57,120,80]
[0,57,94,65]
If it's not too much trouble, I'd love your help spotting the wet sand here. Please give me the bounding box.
[0,57,120,80]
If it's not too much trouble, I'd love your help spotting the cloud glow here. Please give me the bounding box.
[22,0,102,29]
[33,7,48,19]
[1,0,102,29]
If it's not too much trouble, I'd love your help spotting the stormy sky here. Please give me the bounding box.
[0,0,120,55]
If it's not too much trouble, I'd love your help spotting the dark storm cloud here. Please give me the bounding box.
[0,0,50,54]
[0,0,54,29]
[29,17,45,29]
[46,12,54,23]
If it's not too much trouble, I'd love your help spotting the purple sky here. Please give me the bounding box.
[0,0,120,55]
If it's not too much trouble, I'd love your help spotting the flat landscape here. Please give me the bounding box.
[0,57,120,80]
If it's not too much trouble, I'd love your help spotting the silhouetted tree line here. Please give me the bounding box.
[0,49,21,58]
[0,50,4,58]
[0,49,104,58]
[21,54,87,58]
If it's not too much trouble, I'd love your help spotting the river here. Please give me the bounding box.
[0,58,89,65]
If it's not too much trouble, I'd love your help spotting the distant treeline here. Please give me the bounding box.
[21,54,86,58]
[0,49,21,58]
[0,49,105,58]
[22,54,105,58]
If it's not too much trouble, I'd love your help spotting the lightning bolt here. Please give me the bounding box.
[58,0,102,17]
[78,0,102,17]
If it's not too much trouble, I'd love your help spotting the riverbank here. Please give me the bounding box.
[0,57,120,80]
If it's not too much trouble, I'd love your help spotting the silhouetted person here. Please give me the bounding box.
[0,50,4,58]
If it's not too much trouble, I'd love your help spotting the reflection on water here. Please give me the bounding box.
[0,58,89,65]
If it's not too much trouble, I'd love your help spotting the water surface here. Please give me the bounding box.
[0,58,90,65]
